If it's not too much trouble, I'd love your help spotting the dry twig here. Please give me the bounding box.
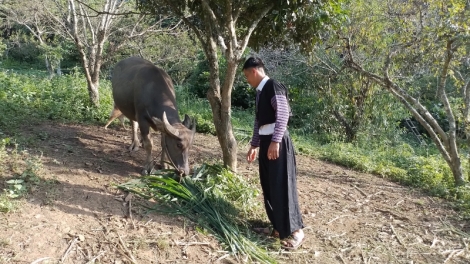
[394,199,404,207]
[117,232,138,264]
[31,257,53,264]
[144,219,153,226]
[327,215,354,225]
[374,207,410,221]
[390,224,405,246]
[443,249,465,263]
[175,241,211,246]
[61,237,79,263]
[85,251,106,264]
[368,190,384,198]
[439,219,470,238]
[361,250,370,264]
[127,196,136,230]
[430,237,440,248]
[216,254,230,262]
[266,250,310,256]
[353,185,368,197]
[336,254,347,263]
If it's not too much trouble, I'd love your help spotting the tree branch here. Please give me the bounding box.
[161,0,207,47]
[74,0,149,17]
[224,0,235,56]
[436,38,461,164]
[201,0,227,53]
[383,49,449,151]
[238,3,274,58]
[79,2,94,47]
[343,37,452,162]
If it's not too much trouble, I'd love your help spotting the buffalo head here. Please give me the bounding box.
[152,112,196,176]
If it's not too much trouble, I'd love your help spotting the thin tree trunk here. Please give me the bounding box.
[205,37,238,171]
[87,80,100,106]
[207,97,238,171]
[460,75,470,139]
[437,39,465,186]
[332,110,356,142]
[218,59,238,170]
[77,47,100,106]
[44,55,54,78]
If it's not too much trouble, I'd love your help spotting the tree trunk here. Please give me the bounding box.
[44,56,54,78]
[204,38,238,171]
[218,58,239,171]
[435,39,466,186]
[332,110,356,142]
[87,80,100,107]
[448,151,465,186]
[77,55,100,107]
[386,81,467,186]
[208,96,238,170]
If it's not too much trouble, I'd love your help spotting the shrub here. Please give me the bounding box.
[184,52,256,109]
[0,69,114,133]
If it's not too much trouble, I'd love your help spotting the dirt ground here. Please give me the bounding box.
[1,121,469,264]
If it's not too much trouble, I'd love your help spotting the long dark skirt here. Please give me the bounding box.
[258,131,304,239]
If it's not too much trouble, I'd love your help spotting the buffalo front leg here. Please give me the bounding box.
[140,125,154,175]
[160,135,174,170]
[129,121,141,151]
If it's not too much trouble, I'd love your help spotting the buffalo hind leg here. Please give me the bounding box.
[104,104,127,130]
[129,121,141,151]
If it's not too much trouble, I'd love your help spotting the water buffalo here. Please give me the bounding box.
[111,57,196,175]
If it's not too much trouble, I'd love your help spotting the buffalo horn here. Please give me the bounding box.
[162,111,179,137]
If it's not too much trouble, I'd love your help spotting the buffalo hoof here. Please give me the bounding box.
[128,143,140,152]
[141,161,157,175]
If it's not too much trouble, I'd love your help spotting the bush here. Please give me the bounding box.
[0,69,114,132]
[6,41,41,64]
[184,52,256,109]
[175,86,216,135]
[298,137,469,217]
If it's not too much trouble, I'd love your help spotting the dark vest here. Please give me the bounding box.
[256,79,291,127]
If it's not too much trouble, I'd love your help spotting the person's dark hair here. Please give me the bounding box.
[243,57,265,70]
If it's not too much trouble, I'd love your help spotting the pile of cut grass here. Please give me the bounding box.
[118,163,276,264]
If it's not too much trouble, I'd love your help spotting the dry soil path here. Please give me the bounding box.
[0,121,469,263]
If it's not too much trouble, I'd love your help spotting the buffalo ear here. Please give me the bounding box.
[182,114,190,128]
[183,114,196,132]
[182,114,192,128]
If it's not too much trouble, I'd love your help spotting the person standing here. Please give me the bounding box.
[243,57,304,250]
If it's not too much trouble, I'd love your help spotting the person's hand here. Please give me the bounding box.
[267,142,280,160]
[247,146,258,163]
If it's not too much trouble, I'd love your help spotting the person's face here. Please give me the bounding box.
[243,67,259,88]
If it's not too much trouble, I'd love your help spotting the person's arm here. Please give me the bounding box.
[250,118,260,147]
[271,94,289,143]
[247,118,260,163]
[266,92,289,160]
